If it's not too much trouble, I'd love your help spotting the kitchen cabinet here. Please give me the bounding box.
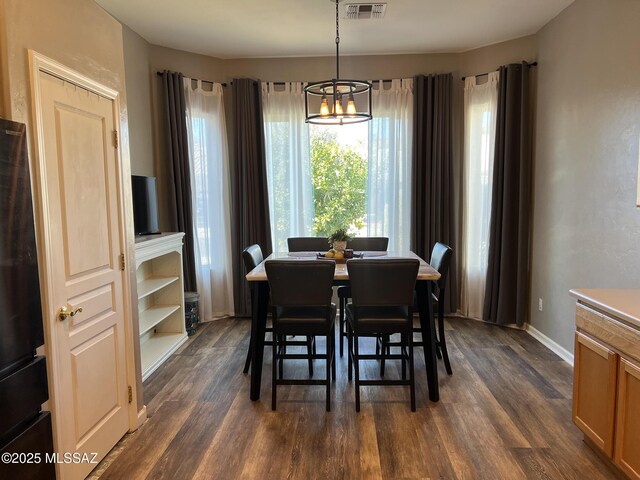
[571,289,640,480]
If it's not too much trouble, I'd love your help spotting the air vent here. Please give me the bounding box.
[345,3,387,19]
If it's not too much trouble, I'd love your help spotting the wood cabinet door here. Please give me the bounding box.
[614,358,640,479]
[573,332,618,457]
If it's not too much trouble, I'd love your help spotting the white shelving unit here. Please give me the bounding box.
[135,232,187,381]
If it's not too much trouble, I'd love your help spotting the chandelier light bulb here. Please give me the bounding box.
[346,94,357,114]
[320,95,330,116]
[334,94,344,115]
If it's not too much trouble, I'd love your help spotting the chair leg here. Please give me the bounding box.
[339,297,345,357]
[307,336,314,378]
[279,334,284,379]
[380,335,387,377]
[354,332,361,412]
[408,325,416,412]
[242,345,252,374]
[326,332,331,412]
[401,333,407,381]
[347,323,353,382]
[272,332,278,411]
[331,325,337,381]
[438,309,453,375]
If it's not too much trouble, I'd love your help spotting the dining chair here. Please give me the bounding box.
[265,260,337,411]
[242,245,315,376]
[380,242,454,376]
[346,258,419,412]
[346,237,389,252]
[337,237,389,357]
[287,237,330,252]
[416,242,454,375]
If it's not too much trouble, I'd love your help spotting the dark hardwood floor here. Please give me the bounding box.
[93,317,619,480]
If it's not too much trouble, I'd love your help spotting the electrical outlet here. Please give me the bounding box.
[538,298,543,312]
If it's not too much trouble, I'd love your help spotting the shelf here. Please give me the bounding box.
[140,333,186,379]
[137,276,179,300]
[136,235,186,382]
[139,305,181,336]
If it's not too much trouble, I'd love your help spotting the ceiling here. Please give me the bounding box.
[96,0,574,59]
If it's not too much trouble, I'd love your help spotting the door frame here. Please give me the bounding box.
[27,51,144,458]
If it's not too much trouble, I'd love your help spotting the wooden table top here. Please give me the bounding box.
[245,251,441,282]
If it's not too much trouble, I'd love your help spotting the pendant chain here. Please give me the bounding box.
[335,0,340,80]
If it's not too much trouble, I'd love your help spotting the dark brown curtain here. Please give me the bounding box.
[161,70,197,292]
[411,73,458,314]
[483,63,533,326]
[230,78,272,316]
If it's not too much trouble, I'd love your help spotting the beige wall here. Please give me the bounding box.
[223,53,460,82]
[530,0,640,351]
[0,0,144,411]
[123,26,154,176]
[459,34,538,78]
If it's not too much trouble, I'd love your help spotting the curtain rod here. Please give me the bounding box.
[156,71,403,87]
[461,62,537,81]
[156,71,228,87]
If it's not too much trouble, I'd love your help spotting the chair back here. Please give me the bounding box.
[265,260,335,308]
[430,242,452,290]
[287,237,330,252]
[242,244,264,273]
[347,237,388,251]
[347,259,419,307]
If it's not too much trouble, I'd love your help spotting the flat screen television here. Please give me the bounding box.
[131,175,160,235]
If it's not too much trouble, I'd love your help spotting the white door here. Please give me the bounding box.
[37,71,129,480]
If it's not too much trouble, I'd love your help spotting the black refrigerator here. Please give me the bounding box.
[0,118,55,479]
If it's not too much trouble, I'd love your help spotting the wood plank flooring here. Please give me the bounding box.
[92,317,620,480]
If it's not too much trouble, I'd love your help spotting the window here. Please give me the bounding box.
[460,73,499,319]
[309,123,368,237]
[263,80,413,251]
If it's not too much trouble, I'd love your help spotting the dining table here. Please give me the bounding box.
[245,250,442,402]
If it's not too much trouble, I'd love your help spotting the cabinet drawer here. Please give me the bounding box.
[0,411,55,480]
[576,303,640,362]
[0,356,48,438]
[573,332,617,457]
[614,358,640,480]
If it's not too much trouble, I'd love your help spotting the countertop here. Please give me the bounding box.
[570,289,640,330]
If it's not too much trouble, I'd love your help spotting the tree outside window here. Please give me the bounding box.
[309,124,368,237]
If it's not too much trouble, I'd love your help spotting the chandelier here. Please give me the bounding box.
[304,0,372,125]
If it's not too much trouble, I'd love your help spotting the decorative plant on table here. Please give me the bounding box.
[328,228,352,252]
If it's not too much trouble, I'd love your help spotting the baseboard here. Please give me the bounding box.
[525,324,574,366]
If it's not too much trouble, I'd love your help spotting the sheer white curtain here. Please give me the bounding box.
[460,73,499,319]
[262,82,314,252]
[184,79,234,319]
[367,79,413,251]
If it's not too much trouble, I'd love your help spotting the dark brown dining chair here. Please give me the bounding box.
[381,242,454,376]
[346,237,389,252]
[242,245,314,375]
[346,258,419,412]
[287,237,330,252]
[415,242,453,375]
[265,260,337,411]
[337,237,389,357]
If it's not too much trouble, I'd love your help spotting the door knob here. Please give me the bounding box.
[58,305,83,321]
